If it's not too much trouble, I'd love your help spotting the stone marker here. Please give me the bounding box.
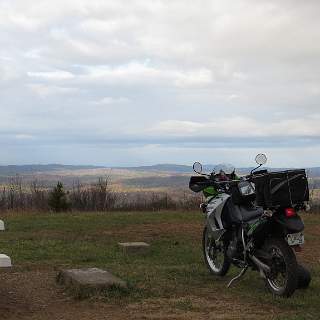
[57,268,127,297]
[118,242,150,254]
[0,254,12,267]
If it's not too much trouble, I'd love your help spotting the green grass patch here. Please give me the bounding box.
[0,210,319,318]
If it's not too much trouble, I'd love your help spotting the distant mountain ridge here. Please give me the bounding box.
[123,163,320,177]
[121,164,192,173]
[0,164,105,175]
[0,163,319,177]
[122,163,239,173]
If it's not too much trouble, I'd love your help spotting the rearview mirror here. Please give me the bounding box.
[193,162,203,174]
[255,153,267,166]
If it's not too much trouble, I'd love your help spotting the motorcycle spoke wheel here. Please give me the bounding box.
[267,248,287,292]
[205,238,224,273]
[202,226,230,276]
[263,238,298,297]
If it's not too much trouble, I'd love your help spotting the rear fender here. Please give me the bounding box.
[273,213,304,235]
[251,214,304,249]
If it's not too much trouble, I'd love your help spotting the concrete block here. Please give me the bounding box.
[57,268,127,298]
[0,254,12,267]
[118,242,150,254]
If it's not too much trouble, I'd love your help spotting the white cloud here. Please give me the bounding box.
[0,56,21,83]
[15,134,34,140]
[1,0,320,165]
[227,94,240,101]
[27,84,79,97]
[78,62,213,88]
[27,70,75,80]
[91,97,130,105]
[150,116,320,138]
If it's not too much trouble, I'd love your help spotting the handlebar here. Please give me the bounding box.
[210,174,254,187]
[198,178,240,193]
[190,171,256,195]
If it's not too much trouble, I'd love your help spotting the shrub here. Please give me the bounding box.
[48,182,69,212]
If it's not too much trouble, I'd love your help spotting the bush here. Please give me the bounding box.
[48,182,70,212]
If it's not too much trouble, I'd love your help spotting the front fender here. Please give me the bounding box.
[205,222,226,240]
[205,193,230,240]
[206,193,230,230]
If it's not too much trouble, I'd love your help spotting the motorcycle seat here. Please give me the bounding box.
[239,206,263,222]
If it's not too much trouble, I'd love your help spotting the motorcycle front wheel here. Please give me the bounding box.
[202,226,230,276]
[264,238,298,297]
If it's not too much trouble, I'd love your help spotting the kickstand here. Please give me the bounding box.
[227,266,248,288]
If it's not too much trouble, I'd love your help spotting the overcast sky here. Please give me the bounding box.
[1,0,320,167]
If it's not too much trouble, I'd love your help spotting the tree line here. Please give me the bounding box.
[0,176,202,212]
[0,176,318,213]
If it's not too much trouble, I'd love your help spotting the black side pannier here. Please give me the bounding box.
[189,176,211,192]
[253,169,309,208]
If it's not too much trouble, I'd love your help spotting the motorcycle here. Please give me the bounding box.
[189,154,311,297]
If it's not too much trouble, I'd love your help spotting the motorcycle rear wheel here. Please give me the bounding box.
[202,226,230,276]
[297,264,311,289]
[264,238,298,297]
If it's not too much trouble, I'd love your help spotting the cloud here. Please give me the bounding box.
[75,62,213,88]
[0,0,320,166]
[15,134,34,140]
[91,97,130,105]
[0,56,21,83]
[27,84,79,97]
[149,115,320,138]
[27,70,75,80]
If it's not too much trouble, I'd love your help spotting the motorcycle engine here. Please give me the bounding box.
[226,238,243,261]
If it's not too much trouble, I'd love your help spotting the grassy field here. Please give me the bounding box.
[0,211,319,320]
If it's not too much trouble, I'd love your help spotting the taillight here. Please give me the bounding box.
[285,207,296,218]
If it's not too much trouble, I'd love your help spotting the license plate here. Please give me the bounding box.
[286,232,304,246]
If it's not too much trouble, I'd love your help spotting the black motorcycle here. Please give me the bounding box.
[189,154,311,297]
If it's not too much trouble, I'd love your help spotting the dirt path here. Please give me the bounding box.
[0,268,284,320]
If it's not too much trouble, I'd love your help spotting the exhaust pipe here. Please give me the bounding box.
[249,254,271,274]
